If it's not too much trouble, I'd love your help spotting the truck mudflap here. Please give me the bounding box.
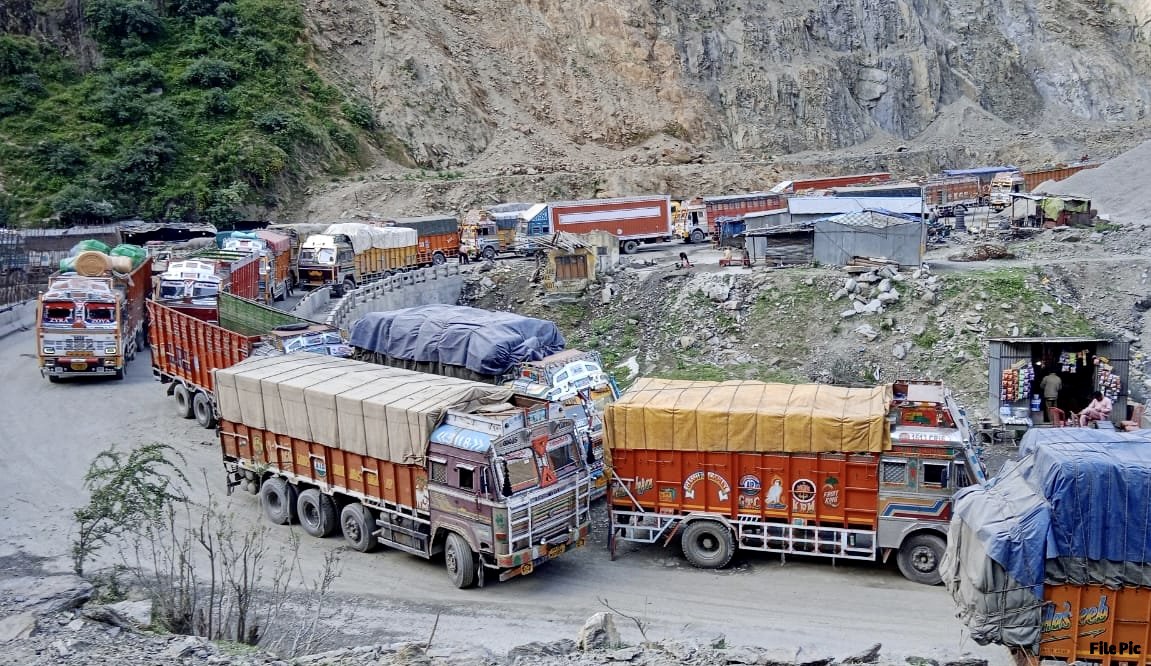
[496,524,589,582]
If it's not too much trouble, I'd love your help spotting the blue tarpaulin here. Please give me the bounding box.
[348,305,566,376]
[953,428,1151,597]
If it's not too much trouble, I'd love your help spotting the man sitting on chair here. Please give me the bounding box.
[1078,391,1113,427]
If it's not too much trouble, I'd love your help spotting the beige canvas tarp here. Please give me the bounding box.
[214,354,514,465]
[605,378,892,453]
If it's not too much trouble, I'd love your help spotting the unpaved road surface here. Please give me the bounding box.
[0,329,1010,663]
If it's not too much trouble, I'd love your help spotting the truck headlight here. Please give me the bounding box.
[104,347,117,355]
[42,347,55,355]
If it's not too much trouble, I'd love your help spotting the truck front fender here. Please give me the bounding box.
[877,518,948,551]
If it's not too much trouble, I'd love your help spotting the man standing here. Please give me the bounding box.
[1040,371,1062,423]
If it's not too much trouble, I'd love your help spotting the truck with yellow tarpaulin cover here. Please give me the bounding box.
[605,378,986,584]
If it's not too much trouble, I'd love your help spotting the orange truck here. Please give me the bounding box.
[215,353,592,588]
[36,249,152,382]
[217,230,293,303]
[387,215,460,266]
[944,429,1151,666]
[606,378,987,584]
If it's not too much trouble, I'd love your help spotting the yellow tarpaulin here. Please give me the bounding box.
[605,378,892,453]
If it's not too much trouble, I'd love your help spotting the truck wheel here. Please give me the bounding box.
[481,245,496,261]
[689,229,705,244]
[622,240,639,255]
[297,489,338,538]
[192,391,216,429]
[173,385,195,419]
[444,532,477,589]
[342,278,356,295]
[340,503,379,552]
[260,477,298,525]
[113,368,125,381]
[897,534,946,585]
[48,375,61,384]
[136,327,148,350]
[432,252,446,266]
[680,520,735,569]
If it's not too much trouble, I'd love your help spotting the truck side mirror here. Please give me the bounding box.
[501,461,513,497]
[585,434,595,463]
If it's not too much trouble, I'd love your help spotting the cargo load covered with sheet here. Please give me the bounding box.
[943,428,1151,664]
[608,378,986,585]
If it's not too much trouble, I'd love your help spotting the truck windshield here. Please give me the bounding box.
[502,449,539,494]
[192,282,219,298]
[546,434,581,474]
[42,301,75,324]
[159,282,185,299]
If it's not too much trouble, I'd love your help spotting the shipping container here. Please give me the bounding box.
[387,215,460,266]
[607,378,986,584]
[548,196,673,254]
[781,172,894,193]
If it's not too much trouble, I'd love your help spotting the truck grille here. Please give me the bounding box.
[508,484,582,552]
[61,337,98,352]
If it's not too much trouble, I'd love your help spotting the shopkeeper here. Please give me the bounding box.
[1078,391,1113,427]
[1040,371,1062,420]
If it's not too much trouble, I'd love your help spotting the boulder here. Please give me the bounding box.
[878,279,892,293]
[1040,303,1055,315]
[844,278,858,292]
[609,646,642,661]
[577,612,620,651]
[840,309,858,319]
[843,643,883,664]
[719,646,763,664]
[831,288,849,301]
[678,336,697,349]
[855,324,880,342]
[723,300,742,311]
[892,343,908,360]
[108,600,152,628]
[706,284,731,302]
[0,575,93,615]
[0,612,37,642]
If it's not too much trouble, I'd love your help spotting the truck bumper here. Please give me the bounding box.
[496,524,590,582]
[41,356,122,376]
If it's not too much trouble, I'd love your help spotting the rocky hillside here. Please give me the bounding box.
[295,0,1151,218]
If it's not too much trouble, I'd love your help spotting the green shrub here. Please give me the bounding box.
[0,35,40,76]
[180,58,237,88]
[33,140,89,177]
[50,185,118,225]
[85,0,166,49]
[341,100,376,130]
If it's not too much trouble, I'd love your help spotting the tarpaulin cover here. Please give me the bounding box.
[322,223,415,253]
[942,428,1151,649]
[389,216,459,237]
[213,353,514,464]
[253,230,291,254]
[604,378,892,453]
[348,305,566,377]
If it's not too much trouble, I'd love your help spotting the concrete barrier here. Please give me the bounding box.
[290,286,332,320]
[327,265,465,331]
[0,300,36,341]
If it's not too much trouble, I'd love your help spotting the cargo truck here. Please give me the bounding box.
[460,207,520,261]
[218,230,293,303]
[296,223,418,294]
[386,216,460,266]
[606,378,987,584]
[943,429,1151,666]
[548,196,673,254]
[924,176,987,217]
[156,249,260,323]
[265,223,329,285]
[771,172,894,194]
[36,249,152,382]
[215,353,592,588]
[148,292,348,428]
[347,305,619,498]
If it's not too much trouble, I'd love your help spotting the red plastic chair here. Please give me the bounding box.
[1048,407,1067,427]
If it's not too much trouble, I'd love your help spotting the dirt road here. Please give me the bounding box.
[0,329,1010,662]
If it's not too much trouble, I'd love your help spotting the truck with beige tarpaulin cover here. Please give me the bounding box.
[215,354,592,588]
[605,378,987,584]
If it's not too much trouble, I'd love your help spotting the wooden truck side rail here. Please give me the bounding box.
[147,300,257,395]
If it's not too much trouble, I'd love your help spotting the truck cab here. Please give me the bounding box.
[460,222,513,261]
[157,260,223,322]
[37,276,131,381]
[297,234,355,292]
[988,172,1024,211]
[672,200,708,244]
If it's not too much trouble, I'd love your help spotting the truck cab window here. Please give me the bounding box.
[922,462,949,488]
[430,459,447,484]
[881,460,908,485]
[953,461,971,488]
[457,465,475,491]
[502,450,539,494]
[547,439,577,472]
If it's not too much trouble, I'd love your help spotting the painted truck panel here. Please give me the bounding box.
[610,450,880,527]
[148,300,257,396]
[788,172,893,192]
[924,177,984,207]
[1022,584,1151,666]
[388,216,461,266]
[1021,163,1100,193]
[548,196,672,241]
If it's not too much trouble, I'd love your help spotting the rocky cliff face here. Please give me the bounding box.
[303,0,1151,172]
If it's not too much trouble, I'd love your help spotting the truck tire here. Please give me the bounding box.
[432,252,446,266]
[113,368,125,381]
[297,489,338,538]
[260,477,298,525]
[444,532,477,589]
[340,503,379,552]
[173,385,195,419]
[689,229,705,244]
[897,533,946,585]
[136,327,148,350]
[621,240,639,255]
[680,520,735,569]
[193,391,216,429]
[48,375,61,384]
[481,245,496,261]
[342,278,356,295]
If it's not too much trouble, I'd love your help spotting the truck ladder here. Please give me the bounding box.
[735,517,877,562]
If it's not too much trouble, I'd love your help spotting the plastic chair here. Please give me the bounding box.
[1048,407,1066,427]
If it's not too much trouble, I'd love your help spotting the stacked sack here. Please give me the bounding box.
[60,240,148,276]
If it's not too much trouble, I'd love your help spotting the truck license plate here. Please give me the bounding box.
[70,361,87,370]
[548,544,566,559]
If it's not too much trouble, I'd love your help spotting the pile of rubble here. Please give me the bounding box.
[830,265,940,319]
[0,575,995,666]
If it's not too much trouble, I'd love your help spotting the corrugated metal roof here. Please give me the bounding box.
[788,196,923,215]
[818,210,922,228]
[986,337,1110,343]
[519,203,548,221]
[741,222,815,236]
